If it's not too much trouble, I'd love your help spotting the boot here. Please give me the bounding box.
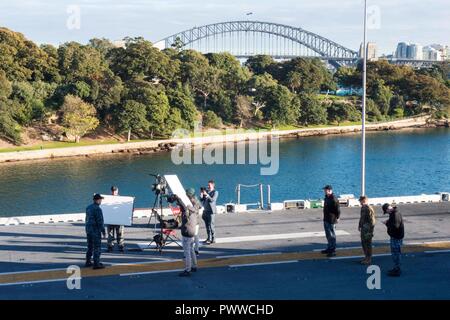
[93,263,105,270]
[179,270,191,277]
[366,247,373,265]
[84,260,93,267]
[388,267,401,277]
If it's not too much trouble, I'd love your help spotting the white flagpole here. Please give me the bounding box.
[361,0,368,196]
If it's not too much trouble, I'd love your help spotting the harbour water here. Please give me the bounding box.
[0,128,448,217]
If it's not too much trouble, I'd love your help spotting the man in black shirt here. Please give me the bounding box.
[382,203,405,277]
[321,185,341,257]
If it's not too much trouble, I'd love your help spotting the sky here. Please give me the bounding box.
[0,0,448,55]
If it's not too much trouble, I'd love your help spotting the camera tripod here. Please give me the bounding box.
[147,177,182,253]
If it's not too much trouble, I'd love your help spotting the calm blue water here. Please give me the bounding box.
[0,128,448,217]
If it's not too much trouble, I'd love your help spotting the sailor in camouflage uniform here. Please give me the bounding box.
[85,193,106,269]
[358,195,376,265]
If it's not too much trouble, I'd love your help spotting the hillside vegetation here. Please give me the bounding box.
[0,27,449,145]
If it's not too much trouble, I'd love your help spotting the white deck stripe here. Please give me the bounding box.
[120,269,184,277]
[216,252,282,259]
[313,246,362,252]
[424,249,450,254]
[330,253,391,260]
[0,267,68,276]
[215,231,350,244]
[229,260,299,268]
[0,278,67,286]
[136,230,350,249]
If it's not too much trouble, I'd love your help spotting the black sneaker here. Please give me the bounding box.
[326,251,336,257]
[84,261,93,267]
[388,268,401,277]
[119,246,125,253]
[195,250,199,256]
[203,239,211,245]
[321,249,330,254]
[179,270,191,277]
[107,247,113,253]
[211,238,216,244]
[93,263,105,270]
[191,267,197,272]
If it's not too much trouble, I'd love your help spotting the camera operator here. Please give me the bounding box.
[200,180,219,245]
[170,189,201,277]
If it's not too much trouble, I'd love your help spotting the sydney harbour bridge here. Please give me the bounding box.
[154,20,436,68]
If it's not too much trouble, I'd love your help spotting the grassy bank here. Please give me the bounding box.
[0,121,366,153]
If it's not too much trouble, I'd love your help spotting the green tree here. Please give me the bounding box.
[57,42,106,81]
[389,95,405,118]
[334,66,361,88]
[372,79,393,116]
[0,70,12,98]
[167,85,199,129]
[366,98,383,121]
[0,98,22,144]
[203,110,222,128]
[88,38,115,57]
[327,101,361,125]
[245,55,275,75]
[275,58,335,93]
[299,93,327,126]
[234,95,253,127]
[206,52,251,93]
[164,108,185,135]
[286,71,302,93]
[265,85,300,126]
[0,27,58,82]
[179,50,220,111]
[60,95,99,142]
[117,100,150,141]
[108,37,176,84]
[170,37,184,51]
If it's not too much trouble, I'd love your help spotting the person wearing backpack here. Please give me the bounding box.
[174,188,201,277]
[358,196,376,265]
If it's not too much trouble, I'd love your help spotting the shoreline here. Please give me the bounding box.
[0,116,447,164]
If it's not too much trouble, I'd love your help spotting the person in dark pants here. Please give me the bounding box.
[85,194,106,269]
[321,185,341,257]
[382,203,405,277]
[106,186,125,252]
[200,180,219,245]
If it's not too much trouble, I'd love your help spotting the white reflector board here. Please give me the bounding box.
[164,175,193,207]
[100,195,135,226]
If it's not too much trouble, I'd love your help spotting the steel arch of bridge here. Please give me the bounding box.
[158,20,359,60]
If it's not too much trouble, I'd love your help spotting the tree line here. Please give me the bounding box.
[0,27,449,145]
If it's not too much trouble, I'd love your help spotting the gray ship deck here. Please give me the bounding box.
[0,202,449,299]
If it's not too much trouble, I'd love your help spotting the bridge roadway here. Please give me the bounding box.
[0,202,449,299]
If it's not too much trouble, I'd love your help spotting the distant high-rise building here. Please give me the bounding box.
[359,42,377,60]
[395,42,409,58]
[423,46,444,61]
[408,44,423,60]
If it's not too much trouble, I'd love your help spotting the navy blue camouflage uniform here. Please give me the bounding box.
[85,203,105,266]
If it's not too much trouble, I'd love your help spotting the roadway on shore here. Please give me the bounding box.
[0,202,449,299]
